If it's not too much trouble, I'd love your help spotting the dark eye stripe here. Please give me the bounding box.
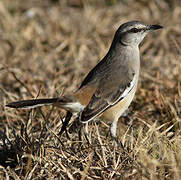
[129,28,143,33]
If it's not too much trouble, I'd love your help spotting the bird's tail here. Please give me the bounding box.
[6,98,60,109]
[6,96,84,113]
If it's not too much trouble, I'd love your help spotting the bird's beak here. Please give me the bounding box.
[148,24,163,31]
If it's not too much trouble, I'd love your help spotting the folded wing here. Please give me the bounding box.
[80,66,136,122]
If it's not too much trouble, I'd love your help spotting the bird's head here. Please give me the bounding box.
[115,21,163,47]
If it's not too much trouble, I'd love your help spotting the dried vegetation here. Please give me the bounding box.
[0,0,181,179]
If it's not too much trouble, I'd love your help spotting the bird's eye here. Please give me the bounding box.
[130,28,140,33]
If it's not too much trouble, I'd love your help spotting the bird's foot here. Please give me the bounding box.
[112,136,124,149]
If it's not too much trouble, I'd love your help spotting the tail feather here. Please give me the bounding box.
[6,98,59,109]
[6,96,84,113]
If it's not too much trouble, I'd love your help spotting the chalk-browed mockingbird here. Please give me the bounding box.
[6,21,163,146]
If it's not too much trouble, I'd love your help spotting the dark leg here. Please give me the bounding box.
[68,117,83,134]
[68,117,85,142]
[58,111,72,137]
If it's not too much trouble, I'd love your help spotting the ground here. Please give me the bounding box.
[0,0,181,179]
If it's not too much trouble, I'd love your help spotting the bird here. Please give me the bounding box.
[6,21,163,147]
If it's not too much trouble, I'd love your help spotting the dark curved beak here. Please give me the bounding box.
[148,24,163,31]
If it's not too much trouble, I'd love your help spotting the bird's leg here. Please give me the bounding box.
[68,117,90,144]
[68,116,83,134]
[83,123,91,145]
[58,111,72,138]
[110,119,124,149]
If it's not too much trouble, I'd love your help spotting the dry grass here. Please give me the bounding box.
[0,0,181,179]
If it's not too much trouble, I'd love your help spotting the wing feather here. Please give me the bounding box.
[80,71,136,122]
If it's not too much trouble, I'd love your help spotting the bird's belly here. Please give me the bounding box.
[101,84,137,121]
